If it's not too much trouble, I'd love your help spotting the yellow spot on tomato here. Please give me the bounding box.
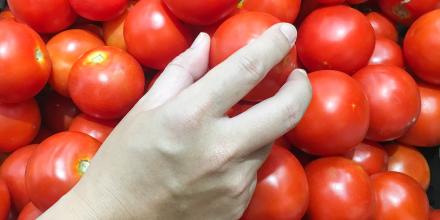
[35,48,44,63]
[237,0,244,9]
[84,51,108,65]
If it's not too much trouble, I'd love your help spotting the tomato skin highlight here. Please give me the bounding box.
[0,20,51,103]
[0,99,41,153]
[241,147,309,220]
[353,65,421,142]
[345,141,388,175]
[286,70,370,156]
[26,131,100,211]
[297,5,375,74]
[368,37,404,67]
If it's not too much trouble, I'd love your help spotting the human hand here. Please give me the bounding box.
[40,23,312,220]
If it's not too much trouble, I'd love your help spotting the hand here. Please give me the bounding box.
[40,23,312,220]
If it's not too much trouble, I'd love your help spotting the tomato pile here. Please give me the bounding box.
[1,0,440,219]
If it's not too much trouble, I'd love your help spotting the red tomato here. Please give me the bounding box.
[163,0,237,25]
[17,203,41,220]
[316,0,345,5]
[286,70,370,156]
[7,0,76,33]
[124,0,191,69]
[40,91,79,132]
[0,99,41,153]
[385,143,430,190]
[1,145,35,211]
[371,172,429,220]
[47,29,104,97]
[241,147,309,220]
[240,0,301,23]
[69,0,128,21]
[297,5,375,74]
[226,102,254,117]
[353,65,421,141]
[379,0,439,25]
[305,157,374,220]
[431,210,440,220]
[399,84,440,146]
[368,37,404,67]
[404,9,440,85]
[0,20,51,103]
[273,137,290,150]
[0,8,15,20]
[366,12,398,42]
[210,12,298,102]
[103,7,129,50]
[68,114,118,143]
[0,178,10,220]
[69,46,145,120]
[26,131,100,211]
[345,141,388,175]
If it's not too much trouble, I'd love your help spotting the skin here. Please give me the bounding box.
[40,23,312,220]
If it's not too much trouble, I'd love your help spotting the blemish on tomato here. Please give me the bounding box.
[35,48,44,63]
[392,4,410,19]
[77,159,91,176]
[237,0,244,9]
[85,51,108,65]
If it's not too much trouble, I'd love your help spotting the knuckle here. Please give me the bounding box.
[237,55,264,84]
[227,177,248,199]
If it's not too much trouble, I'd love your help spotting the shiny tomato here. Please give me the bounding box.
[368,37,404,67]
[210,12,298,102]
[305,157,374,220]
[0,178,10,220]
[315,0,345,5]
[297,5,375,74]
[17,203,41,220]
[69,46,145,120]
[68,114,118,143]
[399,84,440,146]
[366,12,398,42]
[69,0,128,21]
[431,210,440,220]
[286,70,369,156]
[0,20,51,103]
[26,131,100,211]
[404,9,440,85]
[0,99,41,153]
[124,0,191,69]
[1,145,35,211]
[379,0,439,25]
[240,0,301,23]
[241,147,309,220]
[40,91,79,132]
[345,141,388,175]
[7,0,76,33]
[371,172,429,220]
[353,65,421,141]
[386,143,430,190]
[47,29,104,97]
[163,0,236,25]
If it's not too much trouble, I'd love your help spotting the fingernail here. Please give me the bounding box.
[288,69,308,80]
[190,33,206,49]
[279,24,297,46]
[296,68,307,77]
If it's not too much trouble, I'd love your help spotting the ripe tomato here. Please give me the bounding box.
[297,5,375,74]
[7,0,76,33]
[368,37,404,67]
[353,65,421,141]
[399,84,440,146]
[0,20,51,103]
[227,102,254,117]
[286,70,369,156]
[103,7,129,50]
[366,12,398,42]
[69,46,145,120]
[69,0,128,21]
[210,12,298,102]
[0,178,10,220]
[240,0,301,23]
[379,0,439,25]
[1,145,35,211]
[371,172,429,220]
[26,131,100,211]
[69,114,118,143]
[431,210,440,220]
[385,143,430,190]
[17,203,41,220]
[163,0,237,25]
[241,147,309,220]
[47,29,104,97]
[305,157,374,220]
[40,91,79,132]
[124,0,191,69]
[404,9,440,85]
[315,0,345,5]
[345,141,388,175]
[0,99,41,153]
